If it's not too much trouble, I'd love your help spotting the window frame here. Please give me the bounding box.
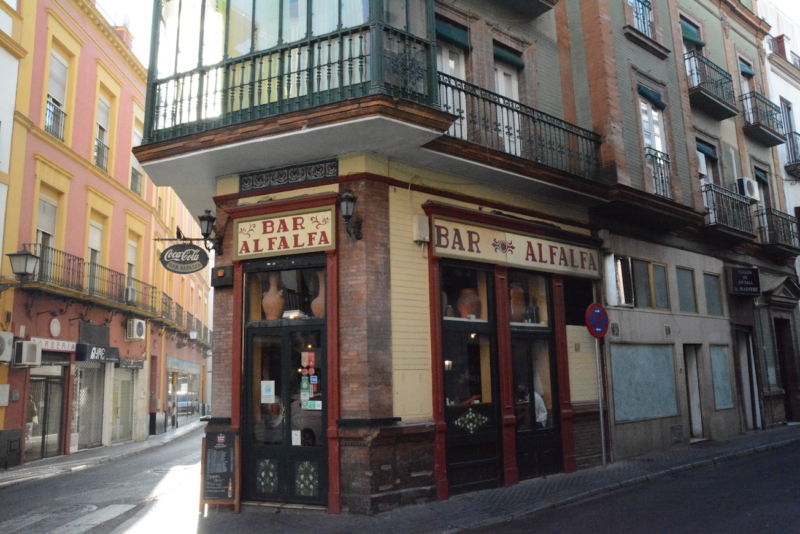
[703,272,724,316]
[613,256,670,310]
[675,267,698,314]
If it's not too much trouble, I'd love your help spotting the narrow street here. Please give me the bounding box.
[0,429,204,534]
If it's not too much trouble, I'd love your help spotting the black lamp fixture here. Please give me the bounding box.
[339,190,363,240]
[7,250,40,284]
[198,210,222,253]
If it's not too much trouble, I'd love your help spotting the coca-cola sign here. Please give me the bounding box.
[160,244,209,274]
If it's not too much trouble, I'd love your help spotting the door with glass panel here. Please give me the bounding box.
[27,367,65,461]
[494,62,521,156]
[437,41,468,139]
[242,264,328,505]
[441,264,500,494]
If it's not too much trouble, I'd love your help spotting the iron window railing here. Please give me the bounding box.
[161,293,174,322]
[45,100,67,142]
[94,138,109,171]
[701,183,754,234]
[130,167,142,196]
[85,262,127,304]
[684,51,737,109]
[628,0,653,38]
[740,91,786,135]
[758,208,800,248]
[145,24,434,143]
[124,278,157,313]
[23,243,84,290]
[437,73,601,180]
[787,132,800,166]
[645,147,671,199]
[175,303,184,328]
[186,312,195,332]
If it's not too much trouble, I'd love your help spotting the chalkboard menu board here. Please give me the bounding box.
[201,431,239,510]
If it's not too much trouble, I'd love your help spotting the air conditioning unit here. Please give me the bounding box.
[123,286,136,303]
[0,332,14,363]
[14,341,41,367]
[126,319,146,341]
[737,177,760,203]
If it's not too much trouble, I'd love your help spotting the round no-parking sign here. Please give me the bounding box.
[585,304,609,339]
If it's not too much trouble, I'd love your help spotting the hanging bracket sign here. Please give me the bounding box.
[160,244,209,274]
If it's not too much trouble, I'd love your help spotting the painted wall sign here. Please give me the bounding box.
[234,209,335,261]
[432,218,601,279]
[75,344,120,362]
[30,337,76,353]
[729,267,761,296]
[160,244,209,274]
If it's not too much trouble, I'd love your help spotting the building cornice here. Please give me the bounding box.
[719,0,772,39]
[71,0,146,83]
[0,29,26,60]
[768,53,800,88]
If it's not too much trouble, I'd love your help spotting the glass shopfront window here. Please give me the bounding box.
[441,267,490,322]
[246,267,327,323]
[508,271,549,327]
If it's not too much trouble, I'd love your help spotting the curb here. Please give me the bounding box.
[0,421,206,490]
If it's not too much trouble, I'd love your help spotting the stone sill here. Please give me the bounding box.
[624,25,671,60]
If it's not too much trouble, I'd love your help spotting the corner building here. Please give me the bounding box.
[136,0,800,514]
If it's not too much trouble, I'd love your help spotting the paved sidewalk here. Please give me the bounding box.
[0,417,206,490]
[202,424,800,534]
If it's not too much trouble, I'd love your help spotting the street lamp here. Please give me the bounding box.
[339,190,363,240]
[7,250,40,279]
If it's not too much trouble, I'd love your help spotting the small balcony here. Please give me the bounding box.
[123,278,158,314]
[94,138,109,171]
[503,0,557,18]
[44,100,66,142]
[85,262,126,303]
[786,132,800,180]
[437,73,601,181]
[645,147,671,199]
[684,52,738,120]
[175,304,184,329]
[23,243,84,291]
[740,92,786,147]
[758,208,800,256]
[161,293,174,322]
[186,312,195,332]
[701,183,755,241]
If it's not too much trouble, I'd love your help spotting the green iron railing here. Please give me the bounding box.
[741,91,785,136]
[701,183,753,234]
[684,51,737,110]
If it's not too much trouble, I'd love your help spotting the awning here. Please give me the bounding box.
[493,46,525,70]
[681,20,706,48]
[638,84,667,111]
[436,19,470,50]
[754,168,769,183]
[696,141,718,162]
[740,60,756,78]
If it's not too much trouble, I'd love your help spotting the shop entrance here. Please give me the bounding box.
[774,318,798,422]
[27,366,65,461]
[243,327,327,504]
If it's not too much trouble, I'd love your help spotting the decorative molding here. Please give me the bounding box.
[240,160,338,193]
[0,31,26,60]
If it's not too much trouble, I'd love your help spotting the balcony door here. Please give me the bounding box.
[494,62,521,156]
[437,41,467,140]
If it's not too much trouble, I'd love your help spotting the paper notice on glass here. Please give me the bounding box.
[292,430,301,446]
[260,380,275,404]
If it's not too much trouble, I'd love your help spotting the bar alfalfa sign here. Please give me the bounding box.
[234,208,335,261]
[160,243,209,274]
[432,218,601,279]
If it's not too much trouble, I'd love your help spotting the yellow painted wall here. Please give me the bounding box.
[566,325,599,402]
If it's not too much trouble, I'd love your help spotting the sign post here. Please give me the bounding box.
[585,304,609,467]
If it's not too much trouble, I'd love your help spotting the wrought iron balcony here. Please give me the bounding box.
[94,138,109,171]
[45,100,66,142]
[186,312,195,332]
[684,52,738,120]
[786,132,800,180]
[437,73,601,180]
[645,147,671,199]
[740,92,786,147]
[175,303,184,328]
[701,183,754,237]
[124,278,158,313]
[130,167,142,196]
[145,24,433,144]
[758,208,800,252]
[161,293,174,322]
[629,0,654,38]
[85,262,127,303]
[22,243,84,291]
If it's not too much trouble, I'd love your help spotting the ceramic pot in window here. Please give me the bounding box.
[310,271,326,318]
[457,288,481,319]
[509,283,526,322]
[262,273,285,320]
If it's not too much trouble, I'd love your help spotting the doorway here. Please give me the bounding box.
[684,345,704,440]
[774,318,798,422]
[243,326,327,504]
[27,366,65,461]
[736,330,761,430]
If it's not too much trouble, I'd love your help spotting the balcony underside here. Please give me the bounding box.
[505,0,558,18]
[743,124,786,147]
[701,222,756,243]
[786,162,800,180]
[589,184,705,230]
[688,88,739,120]
[761,242,800,259]
[135,95,455,217]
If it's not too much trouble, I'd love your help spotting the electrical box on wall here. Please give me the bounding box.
[412,215,430,243]
[0,385,9,407]
[211,266,233,288]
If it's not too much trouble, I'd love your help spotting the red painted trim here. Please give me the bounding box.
[422,202,602,248]
[428,252,448,501]
[495,266,518,487]
[552,275,576,473]
[326,249,341,514]
[214,173,594,232]
[225,193,339,221]
[231,261,244,432]
[63,353,76,455]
